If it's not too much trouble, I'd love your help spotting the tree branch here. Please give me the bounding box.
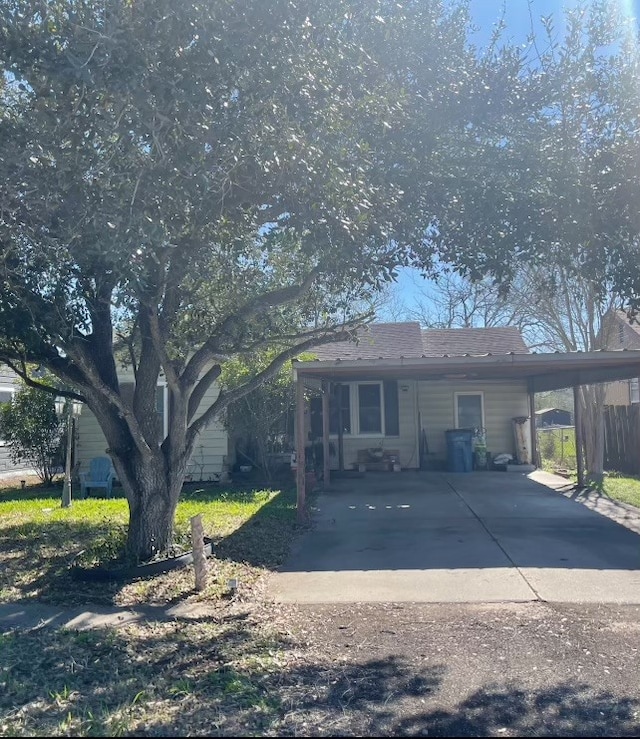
[146,305,180,392]
[187,363,222,425]
[186,327,354,446]
[3,359,85,401]
[180,268,321,389]
[64,343,153,456]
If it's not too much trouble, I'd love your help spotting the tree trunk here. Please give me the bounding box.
[111,451,183,563]
[126,487,177,562]
[579,384,605,488]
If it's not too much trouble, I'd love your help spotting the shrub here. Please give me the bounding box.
[0,377,63,484]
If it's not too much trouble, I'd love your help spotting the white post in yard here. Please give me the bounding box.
[190,514,208,592]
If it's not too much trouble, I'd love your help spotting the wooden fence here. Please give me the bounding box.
[603,405,640,474]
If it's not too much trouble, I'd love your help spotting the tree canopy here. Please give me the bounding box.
[0,0,527,560]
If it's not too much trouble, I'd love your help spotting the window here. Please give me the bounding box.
[455,392,484,431]
[329,384,351,435]
[314,381,399,437]
[156,384,168,437]
[631,378,640,404]
[0,386,15,444]
[358,383,382,434]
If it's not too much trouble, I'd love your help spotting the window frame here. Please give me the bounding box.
[631,378,640,405]
[454,391,485,431]
[328,381,392,438]
[0,385,16,445]
[157,382,169,438]
[356,381,385,437]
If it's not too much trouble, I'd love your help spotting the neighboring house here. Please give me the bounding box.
[535,407,573,427]
[602,311,640,406]
[304,322,531,470]
[0,364,35,475]
[76,370,229,482]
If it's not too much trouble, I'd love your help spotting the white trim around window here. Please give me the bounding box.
[631,378,640,405]
[0,385,16,445]
[329,381,389,438]
[454,391,485,431]
[356,381,385,437]
[155,382,169,438]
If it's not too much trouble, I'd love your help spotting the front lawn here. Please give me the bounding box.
[602,475,640,509]
[0,481,297,606]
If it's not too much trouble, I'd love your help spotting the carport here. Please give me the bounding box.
[292,349,640,521]
[270,469,640,604]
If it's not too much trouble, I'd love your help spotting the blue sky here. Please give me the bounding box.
[387,0,640,320]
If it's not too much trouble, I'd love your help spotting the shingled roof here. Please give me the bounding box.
[312,322,529,361]
[611,311,640,348]
[421,327,529,357]
[313,322,424,361]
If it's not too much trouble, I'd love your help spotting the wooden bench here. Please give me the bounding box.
[356,449,401,472]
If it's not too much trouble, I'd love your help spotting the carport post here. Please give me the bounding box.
[295,372,306,523]
[336,382,344,472]
[322,380,331,487]
[528,383,538,467]
[573,385,585,487]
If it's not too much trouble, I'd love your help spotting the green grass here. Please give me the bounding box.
[0,480,327,737]
[602,474,640,509]
[0,481,297,606]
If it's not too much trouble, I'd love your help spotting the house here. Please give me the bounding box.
[76,369,229,483]
[0,364,36,475]
[535,407,573,427]
[602,311,640,406]
[290,322,640,517]
[302,322,532,471]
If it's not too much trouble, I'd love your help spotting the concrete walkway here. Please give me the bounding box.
[269,471,640,605]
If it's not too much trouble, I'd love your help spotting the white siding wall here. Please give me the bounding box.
[330,380,420,470]
[418,380,530,460]
[76,376,228,481]
[186,382,229,480]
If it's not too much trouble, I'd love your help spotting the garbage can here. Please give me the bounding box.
[445,429,474,473]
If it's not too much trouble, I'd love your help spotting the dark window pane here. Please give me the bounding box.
[384,380,399,436]
[0,390,13,404]
[359,384,381,433]
[329,385,350,434]
[156,386,165,415]
[309,397,323,438]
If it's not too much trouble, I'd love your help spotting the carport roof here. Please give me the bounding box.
[293,349,640,392]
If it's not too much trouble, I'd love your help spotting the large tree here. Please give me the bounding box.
[503,1,640,484]
[406,1,640,483]
[0,0,521,560]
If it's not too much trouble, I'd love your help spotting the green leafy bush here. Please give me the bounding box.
[0,377,63,484]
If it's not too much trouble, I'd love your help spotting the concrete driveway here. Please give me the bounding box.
[269,471,640,604]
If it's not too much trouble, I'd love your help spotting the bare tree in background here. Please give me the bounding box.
[406,272,532,331]
[517,268,619,485]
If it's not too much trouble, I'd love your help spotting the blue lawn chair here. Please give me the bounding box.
[79,457,115,499]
